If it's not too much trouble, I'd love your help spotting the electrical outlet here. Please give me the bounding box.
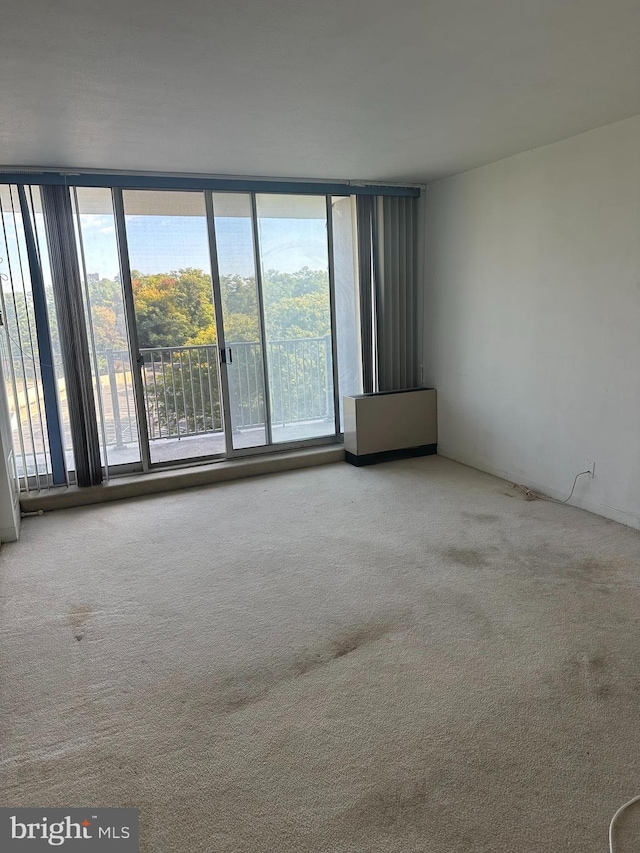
[585,460,595,478]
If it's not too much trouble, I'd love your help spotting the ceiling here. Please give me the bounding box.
[1,0,639,184]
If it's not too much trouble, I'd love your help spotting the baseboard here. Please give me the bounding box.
[345,443,437,467]
[437,447,640,531]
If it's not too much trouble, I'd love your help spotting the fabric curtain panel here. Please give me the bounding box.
[356,195,419,394]
[40,184,103,487]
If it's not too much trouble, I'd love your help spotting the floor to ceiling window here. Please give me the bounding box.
[255,194,336,443]
[73,186,141,471]
[122,190,225,465]
[211,193,267,451]
[1,175,418,491]
[1,183,356,486]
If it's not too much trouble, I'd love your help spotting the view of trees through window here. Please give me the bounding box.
[1,187,340,478]
[125,266,331,350]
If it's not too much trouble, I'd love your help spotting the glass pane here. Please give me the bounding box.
[212,193,266,450]
[255,194,335,443]
[73,187,141,469]
[331,196,362,431]
[122,190,224,464]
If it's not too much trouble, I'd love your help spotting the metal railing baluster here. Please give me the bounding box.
[169,353,179,438]
[78,339,330,449]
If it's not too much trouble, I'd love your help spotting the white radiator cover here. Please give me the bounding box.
[343,388,437,464]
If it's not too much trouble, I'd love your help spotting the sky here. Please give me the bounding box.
[76,214,329,281]
[1,191,331,295]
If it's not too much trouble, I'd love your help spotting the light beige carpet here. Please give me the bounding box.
[2,456,640,852]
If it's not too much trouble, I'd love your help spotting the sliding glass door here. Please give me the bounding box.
[255,194,336,443]
[2,174,416,492]
[121,190,226,465]
[112,189,340,468]
[210,193,268,451]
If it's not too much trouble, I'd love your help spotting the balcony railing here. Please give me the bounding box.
[104,336,333,446]
[5,336,333,481]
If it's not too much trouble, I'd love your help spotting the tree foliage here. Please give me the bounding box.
[4,265,333,442]
[128,266,330,348]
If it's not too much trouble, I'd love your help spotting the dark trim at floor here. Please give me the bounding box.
[345,444,437,467]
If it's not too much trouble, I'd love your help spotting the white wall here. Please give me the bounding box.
[424,114,640,528]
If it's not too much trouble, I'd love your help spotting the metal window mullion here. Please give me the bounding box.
[326,196,340,436]
[204,191,234,457]
[73,187,111,482]
[250,193,273,446]
[112,188,151,471]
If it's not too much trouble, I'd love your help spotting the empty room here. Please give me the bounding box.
[1,1,639,850]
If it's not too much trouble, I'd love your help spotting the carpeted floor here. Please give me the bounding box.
[2,456,640,851]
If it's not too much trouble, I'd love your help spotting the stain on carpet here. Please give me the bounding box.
[567,557,625,586]
[67,604,92,642]
[446,547,491,568]
[543,652,621,701]
[462,512,500,524]
[331,622,390,659]
[342,778,429,830]
[168,621,398,716]
[287,623,391,680]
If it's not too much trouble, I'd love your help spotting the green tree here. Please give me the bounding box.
[131,268,215,348]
